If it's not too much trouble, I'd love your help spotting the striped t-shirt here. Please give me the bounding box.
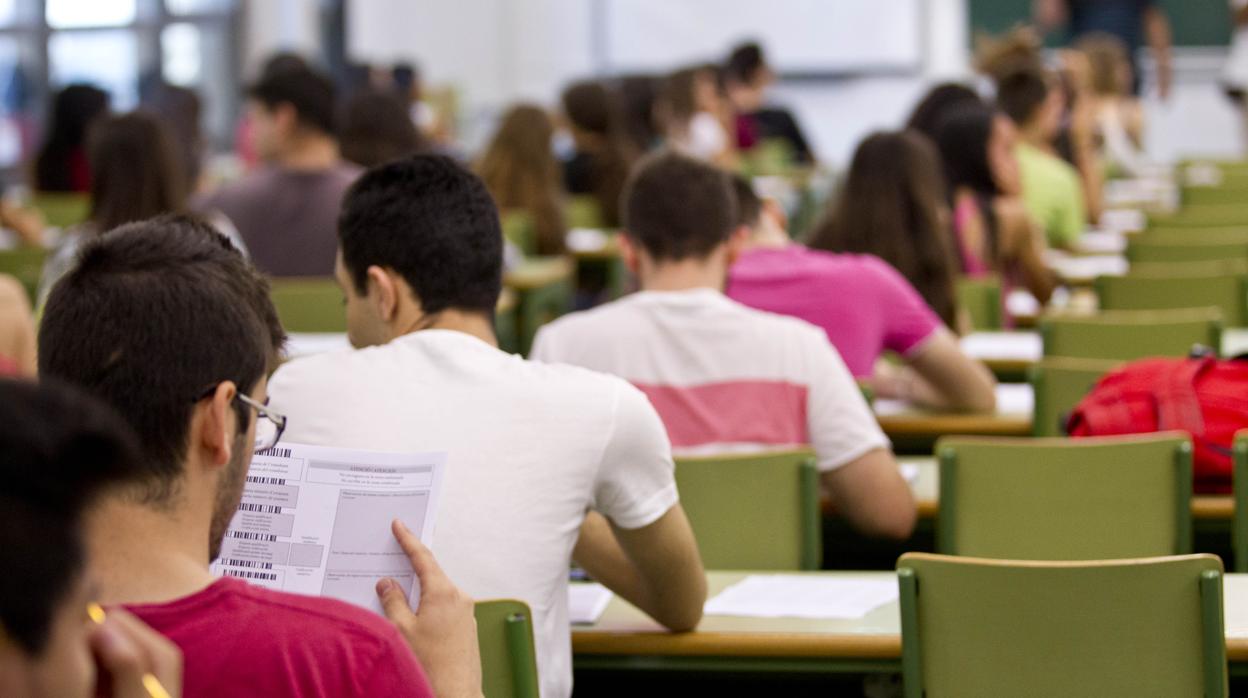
[531,288,890,472]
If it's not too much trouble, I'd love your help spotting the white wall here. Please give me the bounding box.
[242,0,321,78]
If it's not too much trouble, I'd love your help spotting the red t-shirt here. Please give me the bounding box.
[126,577,433,698]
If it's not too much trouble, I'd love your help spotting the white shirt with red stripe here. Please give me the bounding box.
[531,288,890,472]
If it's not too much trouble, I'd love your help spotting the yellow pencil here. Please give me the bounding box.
[87,603,174,698]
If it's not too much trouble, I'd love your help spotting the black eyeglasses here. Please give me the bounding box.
[193,386,287,453]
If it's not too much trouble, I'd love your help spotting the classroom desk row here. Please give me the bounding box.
[961,327,1248,376]
[572,571,1248,674]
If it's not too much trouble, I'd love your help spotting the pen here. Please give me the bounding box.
[86,603,174,698]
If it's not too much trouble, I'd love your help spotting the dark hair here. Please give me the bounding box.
[248,66,336,136]
[725,42,766,84]
[0,378,142,655]
[38,216,285,502]
[623,150,737,262]
[87,113,187,232]
[477,105,566,255]
[731,175,762,228]
[809,131,960,329]
[657,68,700,131]
[34,84,110,192]
[340,89,423,168]
[259,52,309,81]
[935,104,1002,263]
[339,155,503,316]
[616,74,661,154]
[906,83,982,143]
[561,80,634,227]
[140,82,205,191]
[996,68,1049,127]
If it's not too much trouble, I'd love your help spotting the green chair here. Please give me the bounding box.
[565,195,606,230]
[475,599,540,698]
[1028,356,1121,437]
[31,192,89,229]
[1142,226,1248,245]
[674,450,821,570]
[495,288,519,354]
[955,275,1002,331]
[898,552,1226,698]
[1150,203,1248,229]
[741,138,797,177]
[501,211,537,257]
[1127,239,1248,265]
[936,434,1193,559]
[505,257,573,356]
[0,247,47,304]
[1183,185,1248,208]
[269,278,347,333]
[1040,308,1222,361]
[1234,431,1248,573]
[1130,258,1248,278]
[1096,272,1248,325]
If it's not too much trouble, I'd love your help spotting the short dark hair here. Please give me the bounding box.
[935,104,1001,198]
[340,89,423,168]
[906,83,983,143]
[0,378,142,655]
[339,154,503,315]
[38,215,286,502]
[996,68,1050,126]
[248,66,336,135]
[731,175,762,228]
[622,150,738,262]
[725,42,766,84]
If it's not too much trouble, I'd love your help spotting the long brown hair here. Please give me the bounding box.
[87,112,187,233]
[561,80,634,227]
[477,104,566,255]
[808,130,960,329]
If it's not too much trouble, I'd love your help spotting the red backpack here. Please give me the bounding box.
[1065,355,1248,493]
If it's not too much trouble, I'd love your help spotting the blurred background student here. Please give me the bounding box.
[477,104,568,256]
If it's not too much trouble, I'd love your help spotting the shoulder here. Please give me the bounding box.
[537,299,633,340]
[270,346,377,396]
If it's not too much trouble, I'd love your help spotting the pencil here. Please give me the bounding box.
[86,603,174,698]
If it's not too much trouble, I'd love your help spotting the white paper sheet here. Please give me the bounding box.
[1099,208,1147,234]
[960,332,1043,362]
[1047,253,1129,281]
[874,384,1033,418]
[1073,230,1127,255]
[569,583,614,625]
[899,462,920,484]
[285,333,351,359]
[703,575,898,620]
[1005,289,1041,318]
[565,228,611,253]
[210,443,447,614]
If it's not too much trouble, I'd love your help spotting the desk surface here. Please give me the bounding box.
[962,328,1248,374]
[873,384,1033,439]
[572,571,1248,662]
[504,257,574,290]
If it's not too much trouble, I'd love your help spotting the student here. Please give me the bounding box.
[729,177,996,411]
[532,151,916,540]
[723,42,814,164]
[936,104,1057,310]
[477,105,568,255]
[32,84,109,194]
[340,89,424,169]
[561,80,632,228]
[1034,0,1173,99]
[37,113,245,307]
[905,82,983,143]
[1076,32,1149,177]
[140,78,206,194]
[616,74,663,155]
[656,67,736,167]
[266,155,706,698]
[202,66,360,277]
[0,379,182,698]
[38,216,481,698]
[996,68,1088,250]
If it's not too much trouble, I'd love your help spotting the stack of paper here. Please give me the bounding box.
[568,583,613,625]
[704,575,898,620]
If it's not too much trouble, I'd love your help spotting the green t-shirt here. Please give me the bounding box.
[1017,142,1087,249]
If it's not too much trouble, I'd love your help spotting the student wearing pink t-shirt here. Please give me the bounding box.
[38,217,481,698]
[727,177,996,412]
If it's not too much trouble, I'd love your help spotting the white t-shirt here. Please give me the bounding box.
[531,288,890,472]
[672,111,728,162]
[268,330,679,698]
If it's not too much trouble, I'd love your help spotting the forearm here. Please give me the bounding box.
[573,511,652,608]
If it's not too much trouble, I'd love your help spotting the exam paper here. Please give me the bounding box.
[569,583,614,625]
[211,443,447,614]
[704,575,898,620]
[960,332,1043,362]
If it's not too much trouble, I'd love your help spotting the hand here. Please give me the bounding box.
[377,520,483,698]
[0,200,45,247]
[90,607,182,698]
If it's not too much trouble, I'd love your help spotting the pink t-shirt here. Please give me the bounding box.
[126,577,433,698]
[727,246,941,378]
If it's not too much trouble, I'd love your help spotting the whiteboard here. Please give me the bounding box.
[602,0,924,74]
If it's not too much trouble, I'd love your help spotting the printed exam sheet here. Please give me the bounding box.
[210,442,447,614]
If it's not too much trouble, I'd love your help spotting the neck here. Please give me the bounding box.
[1019,124,1051,150]
[85,493,217,605]
[638,254,729,293]
[390,308,499,348]
[276,133,340,171]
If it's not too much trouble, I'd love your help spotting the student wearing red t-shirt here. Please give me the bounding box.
[38,216,482,698]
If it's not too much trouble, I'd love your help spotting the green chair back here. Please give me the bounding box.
[1130,259,1248,277]
[1127,238,1248,265]
[898,552,1226,698]
[501,211,537,257]
[741,138,797,177]
[1028,356,1122,437]
[1183,186,1248,208]
[1097,272,1248,325]
[936,434,1193,560]
[955,275,1002,331]
[1150,203,1248,229]
[269,278,346,333]
[31,192,89,229]
[505,257,573,356]
[674,450,821,570]
[1040,308,1222,361]
[1234,431,1248,573]
[495,288,519,354]
[565,195,606,230]
[475,599,540,698]
[1141,226,1248,245]
[0,247,47,304]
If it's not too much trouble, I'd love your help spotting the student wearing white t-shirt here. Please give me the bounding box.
[531,151,916,540]
[266,155,706,698]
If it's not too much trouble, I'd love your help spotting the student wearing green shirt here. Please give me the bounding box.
[997,67,1088,250]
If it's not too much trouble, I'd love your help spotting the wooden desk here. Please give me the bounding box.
[573,572,1248,672]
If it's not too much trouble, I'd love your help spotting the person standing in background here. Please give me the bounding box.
[1033,0,1173,100]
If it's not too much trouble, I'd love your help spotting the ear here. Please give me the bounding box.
[367,266,400,322]
[724,225,750,266]
[618,233,641,276]
[196,381,238,469]
[274,102,299,133]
